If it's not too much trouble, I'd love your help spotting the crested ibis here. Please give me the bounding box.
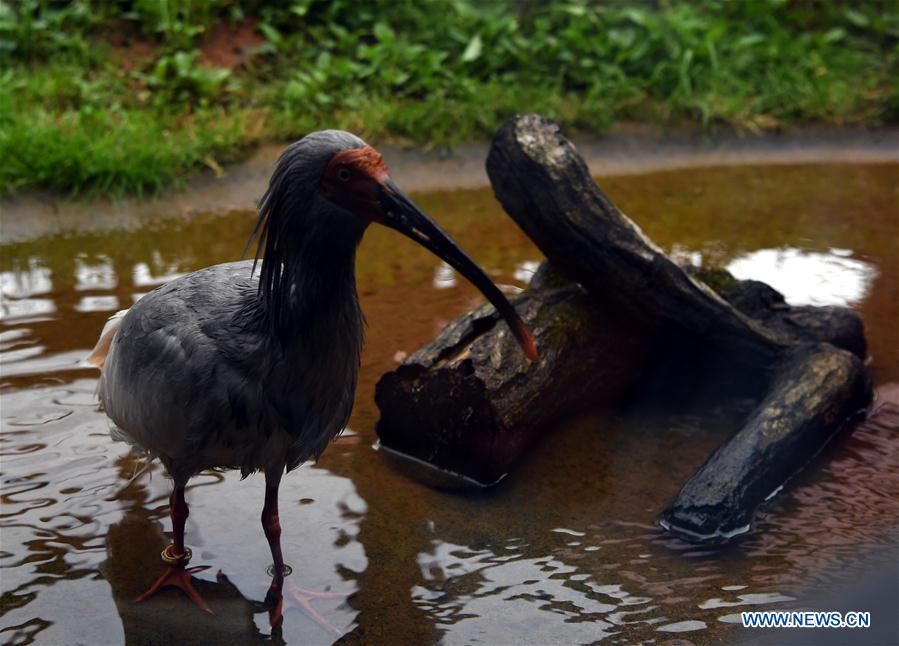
[87,130,537,624]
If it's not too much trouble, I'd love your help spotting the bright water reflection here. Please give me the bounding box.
[74,254,117,291]
[74,296,120,313]
[431,261,456,289]
[727,247,877,306]
[132,259,186,287]
[0,260,52,298]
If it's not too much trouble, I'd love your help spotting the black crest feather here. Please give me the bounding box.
[246,131,366,344]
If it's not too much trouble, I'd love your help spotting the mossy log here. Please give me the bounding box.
[374,114,873,539]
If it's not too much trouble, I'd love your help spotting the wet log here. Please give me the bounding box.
[485,114,788,368]
[375,264,654,486]
[660,344,871,541]
[374,114,873,540]
[717,277,868,358]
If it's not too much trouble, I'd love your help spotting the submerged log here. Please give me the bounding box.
[374,114,873,539]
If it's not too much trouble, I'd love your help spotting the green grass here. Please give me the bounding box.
[1,0,897,197]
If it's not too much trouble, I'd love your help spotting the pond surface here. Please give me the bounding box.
[2,162,897,645]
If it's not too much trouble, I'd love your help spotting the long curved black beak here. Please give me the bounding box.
[379,179,538,362]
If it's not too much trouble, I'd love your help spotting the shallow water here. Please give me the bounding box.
[1,163,897,645]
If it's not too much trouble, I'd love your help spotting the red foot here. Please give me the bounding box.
[265,576,346,635]
[136,546,213,614]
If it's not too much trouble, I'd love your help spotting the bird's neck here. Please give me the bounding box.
[292,249,360,327]
[263,231,364,350]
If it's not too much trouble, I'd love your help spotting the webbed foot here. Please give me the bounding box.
[136,545,213,614]
[263,568,346,635]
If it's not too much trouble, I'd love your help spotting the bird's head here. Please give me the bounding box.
[252,130,537,362]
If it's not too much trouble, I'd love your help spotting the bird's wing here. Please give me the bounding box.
[99,262,272,463]
[99,259,359,475]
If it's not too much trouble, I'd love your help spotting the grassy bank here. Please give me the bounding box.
[1,0,896,197]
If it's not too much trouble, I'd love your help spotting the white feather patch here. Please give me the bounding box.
[82,309,129,368]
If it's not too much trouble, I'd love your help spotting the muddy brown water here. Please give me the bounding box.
[1,162,897,645]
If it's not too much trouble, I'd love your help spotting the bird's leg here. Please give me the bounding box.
[261,469,343,635]
[262,470,289,579]
[262,469,290,627]
[136,485,212,614]
[171,486,188,554]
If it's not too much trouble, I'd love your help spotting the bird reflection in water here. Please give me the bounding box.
[100,464,353,643]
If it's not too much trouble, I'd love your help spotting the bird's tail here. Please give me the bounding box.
[82,309,129,369]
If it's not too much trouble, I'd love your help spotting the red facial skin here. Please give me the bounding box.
[321,146,390,221]
[321,144,540,363]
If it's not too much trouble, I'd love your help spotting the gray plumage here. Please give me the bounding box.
[91,129,535,617]
[98,131,367,485]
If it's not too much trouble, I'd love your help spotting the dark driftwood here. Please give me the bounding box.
[374,114,873,540]
[719,278,868,358]
[485,115,787,368]
[376,264,654,485]
[661,343,871,540]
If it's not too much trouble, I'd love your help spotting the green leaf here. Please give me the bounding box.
[622,8,648,27]
[373,22,394,43]
[735,33,765,49]
[291,1,314,18]
[843,9,870,28]
[823,27,846,43]
[461,34,482,62]
[259,22,282,46]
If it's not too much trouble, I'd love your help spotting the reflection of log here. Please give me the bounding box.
[374,114,873,540]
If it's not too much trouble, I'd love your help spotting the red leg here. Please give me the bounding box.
[136,485,212,614]
[171,486,188,554]
[261,470,289,627]
[262,471,288,579]
[261,470,345,635]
